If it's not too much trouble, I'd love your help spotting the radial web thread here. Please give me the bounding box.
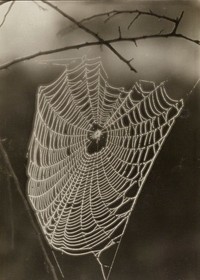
[27,57,184,280]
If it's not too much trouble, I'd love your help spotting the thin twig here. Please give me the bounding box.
[52,251,65,279]
[171,11,184,34]
[57,11,112,36]
[0,41,102,70]
[0,31,199,71]
[57,8,177,36]
[104,12,117,23]
[118,26,122,38]
[42,0,137,72]
[88,9,176,24]
[0,139,59,280]
[0,1,14,28]
[0,2,199,72]
[106,9,176,23]
[127,12,140,30]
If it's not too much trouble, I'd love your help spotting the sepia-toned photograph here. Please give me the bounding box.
[0,1,200,280]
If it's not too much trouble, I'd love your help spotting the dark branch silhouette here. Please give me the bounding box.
[0,32,199,71]
[57,8,177,36]
[42,0,137,72]
[0,1,199,72]
[0,1,14,28]
[0,139,59,280]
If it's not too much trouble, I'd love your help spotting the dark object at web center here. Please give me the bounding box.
[87,123,107,154]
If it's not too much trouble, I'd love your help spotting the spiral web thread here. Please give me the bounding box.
[27,57,183,280]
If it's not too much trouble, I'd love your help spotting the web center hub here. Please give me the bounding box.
[87,123,107,154]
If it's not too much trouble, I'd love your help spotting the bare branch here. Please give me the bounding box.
[0,139,59,280]
[127,12,140,30]
[57,11,112,37]
[0,39,136,72]
[100,9,176,24]
[171,11,184,34]
[0,3,199,72]
[104,11,117,23]
[0,1,14,28]
[46,5,195,73]
[0,41,102,70]
[0,30,199,71]
[173,33,200,45]
[42,0,137,72]
[57,8,177,37]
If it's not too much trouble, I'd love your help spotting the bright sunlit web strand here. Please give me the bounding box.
[27,56,184,280]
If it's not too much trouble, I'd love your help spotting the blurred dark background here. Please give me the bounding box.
[0,1,200,280]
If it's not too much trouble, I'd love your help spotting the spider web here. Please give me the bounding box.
[27,57,183,280]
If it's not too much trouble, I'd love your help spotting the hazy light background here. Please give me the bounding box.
[0,1,200,280]
[0,0,200,92]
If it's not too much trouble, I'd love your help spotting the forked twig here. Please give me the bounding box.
[41,0,137,72]
[0,2,199,72]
